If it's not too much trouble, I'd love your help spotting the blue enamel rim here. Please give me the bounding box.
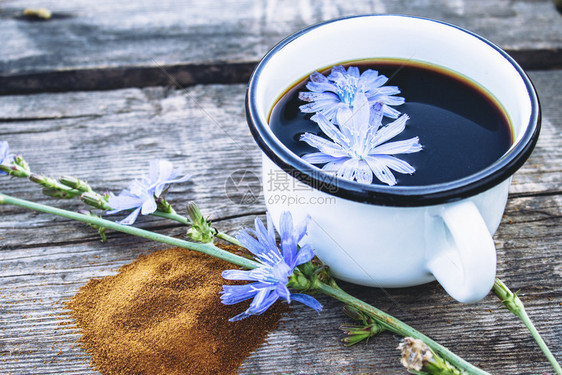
[245,15,541,207]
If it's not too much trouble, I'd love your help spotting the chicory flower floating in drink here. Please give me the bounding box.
[220,211,322,321]
[298,65,405,121]
[300,85,422,186]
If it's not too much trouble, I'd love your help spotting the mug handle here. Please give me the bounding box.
[426,201,496,303]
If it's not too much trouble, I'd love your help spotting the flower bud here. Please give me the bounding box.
[79,210,108,242]
[13,155,30,172]
[42,188,75,199]
[156,197,174,213]
[30,174,80,198]
[81,192,112,211]
[493,278,525,316]
[341,323,385,346]
[298,261,315,276]
[4,165,29,178]
[59,176,92,193]
[186,201,203,223]
[341,329,371,346]
[287,270,313,291]
[186,202,216,243]
[29,173,46,185]
[340,306,385,346]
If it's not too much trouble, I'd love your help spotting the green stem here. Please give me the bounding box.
[153,204,241,248]
[151,210,191,225]
[317,283,488,375]
[212,226,487,375]
[0,192,487,375]
[4,162,203,235]
[152,203,243,248]
[493,279,562,375]
[518,309,562,375]
[0,193,258,270]
[153,209,242,249]
[0,163,30,178]
[216,231,243,247]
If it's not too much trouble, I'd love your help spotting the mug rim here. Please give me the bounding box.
[245,14,541,207]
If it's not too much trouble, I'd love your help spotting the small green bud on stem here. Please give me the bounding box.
[29,173,81,199]
[81,192,112,211]
[1,155,31,178]
[493,278,562,375]
[492,278,525,317]
[186,201,204,223]
[340,305,385,346]
[287,270,314,291]
[43,188,78,199]
[59,176,93,193]
[28,173,44,184]
[186,201,216,243]
[78,210,108,242]
[156,197,175,214]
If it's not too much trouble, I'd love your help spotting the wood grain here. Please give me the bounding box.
[0,72,560,374]
[1,0,562,94]
[0,195,560,375]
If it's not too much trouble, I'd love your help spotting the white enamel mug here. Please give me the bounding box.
[245,15,541,303]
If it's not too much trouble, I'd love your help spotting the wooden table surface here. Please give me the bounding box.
[1,1,561,374]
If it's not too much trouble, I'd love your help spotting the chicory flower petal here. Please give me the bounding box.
[220,212,322,321]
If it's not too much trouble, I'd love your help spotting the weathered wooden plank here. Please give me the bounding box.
[0,70,560,374]
[508,70,562,196]
[1,0,562,94]
[0,194,560,375]
[0,71,559,237]
[0,84,263,250]
[0,71,559,250]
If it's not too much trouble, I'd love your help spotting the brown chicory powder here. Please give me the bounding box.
[66,245,286,375]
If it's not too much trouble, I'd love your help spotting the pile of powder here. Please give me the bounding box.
[66,246,286,375]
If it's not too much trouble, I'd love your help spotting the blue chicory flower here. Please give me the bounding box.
[298,65,405,121]
[220,211,323,322]
[0,141,15,175]
[107,159,190,225]
[300,92,422,186]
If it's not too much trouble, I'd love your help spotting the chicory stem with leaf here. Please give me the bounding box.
[317,282,484,375]
[0,193,257,270]
[493,278,562,375]
[0,191,488,375]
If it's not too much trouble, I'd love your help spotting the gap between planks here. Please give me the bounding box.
[1,51,562,96]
